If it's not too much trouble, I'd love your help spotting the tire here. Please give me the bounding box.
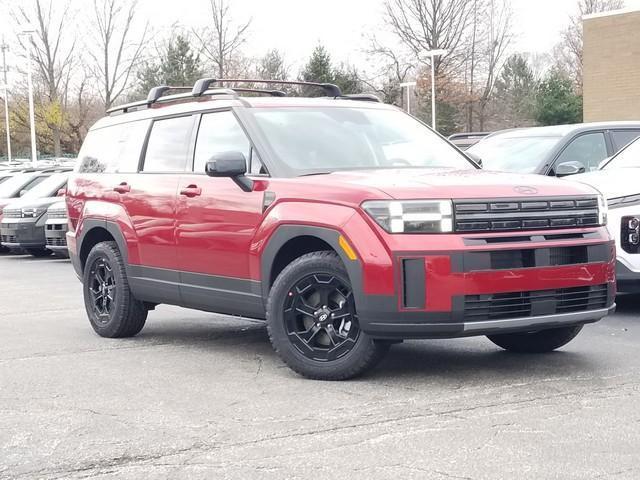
[83,241,147,338]
[487,325,584,353]
[266,251,389,380]
[26,248,53,257]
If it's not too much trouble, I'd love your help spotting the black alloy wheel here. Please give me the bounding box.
[283,273,360,362]
[87,256,117,322]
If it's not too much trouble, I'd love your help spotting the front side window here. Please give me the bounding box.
[248,107,475,175]
[604,137,640,169]
[143,116,195,173]
[193,111,251,174]
[555,132,608,172]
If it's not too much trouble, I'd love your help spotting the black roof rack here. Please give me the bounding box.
[106,77,378,116]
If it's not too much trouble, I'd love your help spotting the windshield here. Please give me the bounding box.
[22,173,68,199]
[248,107,475,174]
[603,137,640,169]
[0,174,42,198]
[467,135,561,173]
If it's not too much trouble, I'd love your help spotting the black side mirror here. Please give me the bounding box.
[556,160,586,177]
[205,152,253,192]
[467,152,483,168]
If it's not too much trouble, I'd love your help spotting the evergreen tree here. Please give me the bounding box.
[299,45,361,96]
[137,35,204,95]
[257,49,289,81]
[493,54,538,127]
[534,69,583,126]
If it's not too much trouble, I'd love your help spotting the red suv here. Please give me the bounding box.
[67,78,615,380]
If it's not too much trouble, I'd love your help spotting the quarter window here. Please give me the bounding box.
[555,132,608,172]
[143,116,194,172]
[611,130,640,151]
[193,111,251,174]
[77,120,150,173]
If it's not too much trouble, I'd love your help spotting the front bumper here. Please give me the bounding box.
[0,218,45,248]
[45,219,69,253]
[351,228,616,339]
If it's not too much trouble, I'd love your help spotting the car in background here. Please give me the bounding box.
[448,132,490,150]
[0,173,70,257]
[467,122,640,177]
[44,201,69,257]
[572,136,640,293]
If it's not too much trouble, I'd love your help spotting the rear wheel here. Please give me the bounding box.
[26,248,53,257]
[487,325,584,353]
[267,251,389,380]
[83,241,147,338]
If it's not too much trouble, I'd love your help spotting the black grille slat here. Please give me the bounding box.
[1,235,17,243]
[454,196,600,233]
[46,237,67,247]
[463,284,608,321]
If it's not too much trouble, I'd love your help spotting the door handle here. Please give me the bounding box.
[113,182,131,194]
[180,185,202,197]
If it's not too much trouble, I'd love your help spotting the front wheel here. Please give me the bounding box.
[487,325,584,353]
[266,251,389,380]
[83,241,147,338]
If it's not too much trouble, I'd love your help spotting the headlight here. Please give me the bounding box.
[362,200,453,233]
[598,194,608,226]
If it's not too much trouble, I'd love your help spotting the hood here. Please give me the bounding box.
[571,169,640,200]
[307,168,599,199]
[1,195,62,212]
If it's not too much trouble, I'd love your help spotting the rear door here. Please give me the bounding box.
[175,110,266,317]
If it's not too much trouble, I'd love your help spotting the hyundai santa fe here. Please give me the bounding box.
[66,78,615,380]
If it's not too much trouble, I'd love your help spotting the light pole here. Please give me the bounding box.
[423,49,447,131]
[1,38,11,164]
[18,27,38,168]
[400,81,417,115]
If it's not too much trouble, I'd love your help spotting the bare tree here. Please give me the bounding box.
[14,0,76,156]
[362,36,415,105]
[556,0,624,91]
[193,0,252,79]
[88,0,149,111]
[383,0,475,76]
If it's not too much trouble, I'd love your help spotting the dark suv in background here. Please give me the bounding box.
[468,122,640,176]
[66,78,614,380]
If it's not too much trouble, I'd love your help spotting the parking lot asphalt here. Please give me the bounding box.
[1,253,639,480]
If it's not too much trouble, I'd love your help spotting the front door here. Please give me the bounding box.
[175,110,266,317]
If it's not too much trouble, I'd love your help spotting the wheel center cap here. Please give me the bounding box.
[315,308,331,323]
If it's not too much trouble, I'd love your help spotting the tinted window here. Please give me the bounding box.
[77,120,150,173]
[193,111,251,174]
[611,130,640,151]
[22,173,68,199]
[556,132,607,172]
[604,137,640,169]
[143,116,194,172]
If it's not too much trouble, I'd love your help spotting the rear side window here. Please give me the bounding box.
[611,130,640,151]
[193,111,251,174]
[77,120,150,173]
[142,116,195,173]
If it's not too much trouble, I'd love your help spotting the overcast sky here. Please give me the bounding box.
[2,0,640,80]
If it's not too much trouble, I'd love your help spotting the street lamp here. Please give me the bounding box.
[18,26,38,168]
[400,81,417,115]
[422,48,447,131]
[1,38,11,165]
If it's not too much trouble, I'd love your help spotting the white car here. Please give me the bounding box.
[573,137,640,293]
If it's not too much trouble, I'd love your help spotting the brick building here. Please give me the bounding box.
[583,8,640,122]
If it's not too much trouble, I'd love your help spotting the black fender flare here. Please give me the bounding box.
[260,225,365,305]
[76,218,129,275]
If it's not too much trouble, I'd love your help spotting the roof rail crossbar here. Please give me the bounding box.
[217,78,343,97]
[192,78,219,96]
[147,86,191,103]
[339,93,382,103]
[231,87,287,97]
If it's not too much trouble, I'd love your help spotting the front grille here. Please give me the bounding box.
[46,236,67,247]
[1,234,16,243]
[46,223,65,231]
[454,197,600,233]
[2,209,21,218]
[47,209,67,219]
[463,284,609,322]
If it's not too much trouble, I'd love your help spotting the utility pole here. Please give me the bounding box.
[1,38,11,164]
[18,28,37,168]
